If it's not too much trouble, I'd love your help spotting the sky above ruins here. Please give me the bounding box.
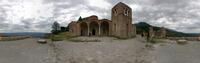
[0,0,200,33]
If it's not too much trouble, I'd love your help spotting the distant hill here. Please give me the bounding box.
[134,22,199,37]
[0,32,49,38]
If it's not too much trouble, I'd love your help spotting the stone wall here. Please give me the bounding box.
[0,36,30,41]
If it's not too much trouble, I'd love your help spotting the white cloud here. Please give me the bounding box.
[86,0,111,9]
[0,0,54,32]
[130,4,143,12]
[0,0,200,33]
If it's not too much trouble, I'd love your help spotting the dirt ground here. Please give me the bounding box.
[0,38,49,63]
[48,37,152,63]
[0,37,200,63]
[151,40,200,63]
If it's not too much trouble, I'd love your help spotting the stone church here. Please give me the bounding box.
[68,2,136,38]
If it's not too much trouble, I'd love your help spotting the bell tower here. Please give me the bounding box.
[111,2,135,38]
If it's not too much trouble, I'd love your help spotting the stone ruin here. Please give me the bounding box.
[68,2,136,39]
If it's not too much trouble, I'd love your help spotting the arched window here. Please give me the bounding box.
[124,8,129,16]
[114,9,117,16]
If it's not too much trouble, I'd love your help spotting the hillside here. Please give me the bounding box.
[134,22,199,37]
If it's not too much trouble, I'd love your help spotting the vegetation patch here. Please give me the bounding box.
[50,32,101,42]
[50,32,74,41]
[68,39,101,42]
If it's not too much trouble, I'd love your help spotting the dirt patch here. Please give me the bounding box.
[48,36,153,63]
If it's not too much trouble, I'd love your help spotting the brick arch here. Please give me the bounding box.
[100,21,109,36]
[80,22,88,36]
[89,21,99,36]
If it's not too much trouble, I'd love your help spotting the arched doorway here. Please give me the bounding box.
[80,22,88,36]
[101,21,109,36]
[89,21,99,36]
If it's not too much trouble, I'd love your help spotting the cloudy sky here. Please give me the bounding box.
[0,0,200,33]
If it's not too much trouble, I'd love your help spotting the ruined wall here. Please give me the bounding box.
[0,36,30,41]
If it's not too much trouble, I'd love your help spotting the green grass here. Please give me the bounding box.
[68,39,101,42]
[51,32,74,41]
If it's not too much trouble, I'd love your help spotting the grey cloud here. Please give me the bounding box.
[35,18,53,28]
[35,0,200,33]
[21,19,35,29]
[0,0,200,33]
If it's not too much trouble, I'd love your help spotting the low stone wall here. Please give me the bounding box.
[167,37,200,41]
[0,36,30,41]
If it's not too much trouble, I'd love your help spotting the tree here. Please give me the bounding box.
[78,16,82,21]
[51,21,61,34]
[61,27,67,32]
